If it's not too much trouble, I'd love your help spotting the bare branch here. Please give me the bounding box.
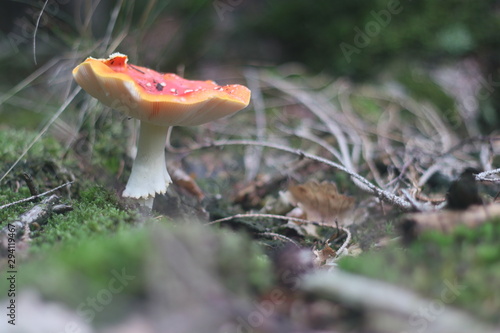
[476,168,500,183]
[259,232,301,248]
[203,140,413,210]
[243,68,267,181]
[188,138,412,210]
[261,74,356,172]
[0,181,74,210]
[206,213,314,226]
[335,227,352,259]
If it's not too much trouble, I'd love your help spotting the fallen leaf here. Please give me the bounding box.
[169,164,205,201]
[287,181,355,225]
[313,245,337,266]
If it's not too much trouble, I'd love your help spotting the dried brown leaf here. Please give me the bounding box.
[313,245,337,266]
[169,165,205,201]
[288,180,355,225]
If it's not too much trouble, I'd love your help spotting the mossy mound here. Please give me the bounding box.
[339,217,500,323]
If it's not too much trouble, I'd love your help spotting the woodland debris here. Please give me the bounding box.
[477,167,500,183]
[21,172,39,197]
[0,181,74,210]
[284,181,355,238]
[400,203,500,242]
[183,139,415,210]
[303,270,499,333]
[287,181,355,225]
[169,164,205,201]
[313,227,352,267]
[233,159,312,209]
[446,167,482,210]
[0,195,72,257]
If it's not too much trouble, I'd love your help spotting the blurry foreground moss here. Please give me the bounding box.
[6,229,149,325]
[339,217,500,323]
[33,229,147,300]
[0,224,272,326]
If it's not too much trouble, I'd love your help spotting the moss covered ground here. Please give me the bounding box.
[340,216,500,324]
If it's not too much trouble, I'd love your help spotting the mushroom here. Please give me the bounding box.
[73,53,251,208]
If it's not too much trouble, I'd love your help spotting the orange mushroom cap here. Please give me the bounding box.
[72,53,251,126]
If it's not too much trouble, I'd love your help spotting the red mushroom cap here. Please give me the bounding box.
[72,53,251,126]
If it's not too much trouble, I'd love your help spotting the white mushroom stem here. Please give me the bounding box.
[122,122,172,208]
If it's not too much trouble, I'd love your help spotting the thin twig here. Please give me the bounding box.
[337,84,364,166]
[440,135,500,157]
[386,157,414,188]
[278,124,344,164]
[259,232,300,248]
[0,87,80,183]
[0,58,59,106]
[21,173,38,197]
[103,0,125,54]
[207,213,349,251]
[417,163,443,188]
[196,140,412,210]
[335,227,352,259]
[244,68,267,181]
[33,0,49,65]
[401,189,431,212]
[206,213,314,226]
[0,181,74,210]
[476,168,500,183]
[261,73,356,172]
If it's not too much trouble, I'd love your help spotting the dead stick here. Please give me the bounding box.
[0,181,74,210]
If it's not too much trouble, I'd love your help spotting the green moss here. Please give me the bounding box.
[0,127,138,249]
[0,188,33,226]
[350,95,384,124]
[26,229,147,302]
[0,224,273,325]
[88,114,129,175]
[339,217,500,323]
[206,228,274,295]
[32,185,136,249]
[0,128,64,171]
[397,69,458,117]
[0,128,72,228]
[0,228,150,325]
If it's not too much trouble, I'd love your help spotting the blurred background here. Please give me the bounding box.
[1,0,500,131]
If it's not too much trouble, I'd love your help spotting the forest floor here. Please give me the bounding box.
[1,63,500,333]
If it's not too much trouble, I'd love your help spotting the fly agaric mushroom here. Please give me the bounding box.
[73,53,250,207]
